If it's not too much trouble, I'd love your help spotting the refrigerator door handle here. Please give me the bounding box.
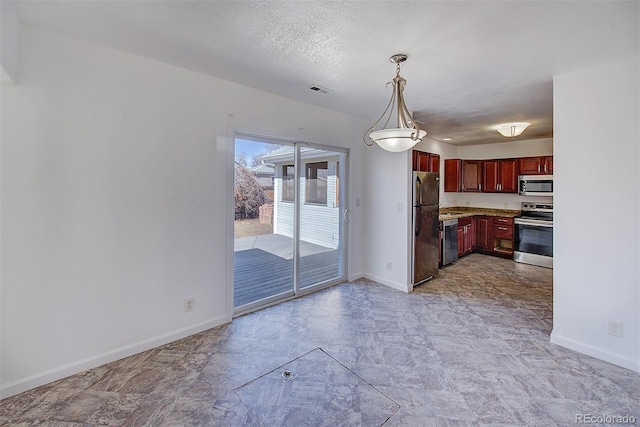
[415,175,422,206]
[343,208,349,223]
[415,206,422,236]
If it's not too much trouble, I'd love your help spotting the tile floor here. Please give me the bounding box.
[1,253,639,426]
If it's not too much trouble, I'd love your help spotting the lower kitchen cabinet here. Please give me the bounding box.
[491,217,514,257]
[472,216,514,258]
[441,214,515,267]
[457,218,475,257]
[475,216,491,251]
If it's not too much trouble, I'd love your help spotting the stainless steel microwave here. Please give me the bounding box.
[519,175,553,196]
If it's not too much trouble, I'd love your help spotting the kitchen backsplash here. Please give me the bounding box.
[441,192,553,211]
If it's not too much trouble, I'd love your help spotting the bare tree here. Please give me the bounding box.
[234,162,267,220]
[251,144,282,167]
[236,152,248,167]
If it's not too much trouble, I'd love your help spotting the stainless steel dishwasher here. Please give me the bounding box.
[440,218,459,266]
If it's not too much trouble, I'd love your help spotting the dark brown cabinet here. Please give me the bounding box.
[471,216,514,258]
[475,216,491,251]
[457,217,475,257]
[445,155,553,192]
[444,159,461,192]
[412,150,440,173]
[440,214,516,264]
[462,161,482,192]
[444,159,482,192]
[430,153,440,173]
[491,217,514,257]
[483,159,518,193]
[519,156,553,175]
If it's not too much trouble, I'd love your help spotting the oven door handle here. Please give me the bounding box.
[514,218,554,227]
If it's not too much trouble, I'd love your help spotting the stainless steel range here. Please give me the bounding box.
[514,202,553,268]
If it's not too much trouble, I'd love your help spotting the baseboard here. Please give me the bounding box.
[0,315,229,399]
[347,272,364,282]
[361,273,410,293]
[550,331,640,373]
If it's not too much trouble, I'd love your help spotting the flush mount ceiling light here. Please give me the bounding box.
[363,54,426,152]
[497,122,530,138]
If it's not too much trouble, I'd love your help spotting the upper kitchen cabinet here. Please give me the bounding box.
[412,150,440,173]
[444,159,482,192]
[430,153,440,173]
[519,156,553,175]
[482,159,518,193]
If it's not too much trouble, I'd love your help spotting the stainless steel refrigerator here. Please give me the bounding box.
[412,171,440,285]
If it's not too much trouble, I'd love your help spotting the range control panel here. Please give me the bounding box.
[521,202,553,212]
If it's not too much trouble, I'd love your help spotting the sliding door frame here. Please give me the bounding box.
[230,131,349,317]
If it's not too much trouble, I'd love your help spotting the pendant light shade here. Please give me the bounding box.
[369,128,427,152]
[497,122,530,138]
[364,54,426,152]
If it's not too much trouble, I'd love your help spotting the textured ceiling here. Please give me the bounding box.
[8,1,639,145]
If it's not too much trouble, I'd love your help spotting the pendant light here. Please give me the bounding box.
[363,54,426,152]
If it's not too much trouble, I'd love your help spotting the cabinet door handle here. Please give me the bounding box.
[498,227,507,230]
[538,165,541,172]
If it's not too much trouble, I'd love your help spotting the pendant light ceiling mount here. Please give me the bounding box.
[363,54,426,153]
[389,53,408,65]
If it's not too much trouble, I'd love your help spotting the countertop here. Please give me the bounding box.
[438,207,520,222]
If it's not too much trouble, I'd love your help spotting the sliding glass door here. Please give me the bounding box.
[233,136,347,314]
[233,139,294,308]
[297,148,344,290]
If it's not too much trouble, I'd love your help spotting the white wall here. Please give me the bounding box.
[458,137,553,159]
[361,137,456,292]
[361,146,412,292]
[0,2,19,84]
[552,58,639,372]
[0,25,366,397]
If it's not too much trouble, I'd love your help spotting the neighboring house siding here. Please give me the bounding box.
[272,158,340,249]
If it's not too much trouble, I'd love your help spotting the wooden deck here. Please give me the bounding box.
[234,234,339,308]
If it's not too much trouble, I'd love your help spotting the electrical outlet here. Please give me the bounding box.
[184,297,195,312]
[386,262,392,271]
[608,320,623,337]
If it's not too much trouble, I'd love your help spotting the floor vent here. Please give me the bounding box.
[234,348,399,426]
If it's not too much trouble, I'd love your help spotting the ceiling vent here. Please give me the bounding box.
[308,85,332,94]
